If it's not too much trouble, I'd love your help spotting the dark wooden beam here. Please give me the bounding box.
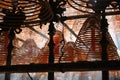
[0,60,120,73]
[0,11,120,28]
[63,11,120,20]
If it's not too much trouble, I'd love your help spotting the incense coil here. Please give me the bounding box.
[67,0,120,13]
[0,0,53,28]
[39,1,53,25]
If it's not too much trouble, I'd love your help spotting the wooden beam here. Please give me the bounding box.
[0,60,120,73]
[64,11,120,20]
[0,11,120,28]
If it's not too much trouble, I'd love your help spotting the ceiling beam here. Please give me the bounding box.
[0,60,120,73]
[64,11,120,20]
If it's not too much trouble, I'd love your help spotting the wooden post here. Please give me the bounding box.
[48,22,55,80]
[100,12,109,80]
[5,28,15,80]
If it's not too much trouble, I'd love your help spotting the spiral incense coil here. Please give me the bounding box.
[67,0,120,13]
[0,0,51,28]
[75,14,119,61]
[39,1,53,25]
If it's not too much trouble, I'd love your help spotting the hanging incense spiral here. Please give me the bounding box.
[39,1,54,25]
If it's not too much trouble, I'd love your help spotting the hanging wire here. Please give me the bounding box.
[27,72,33,80]
[58,37,65,63]
[28,27,49,39]
[58,25,65,63]
[58,24,65,73]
